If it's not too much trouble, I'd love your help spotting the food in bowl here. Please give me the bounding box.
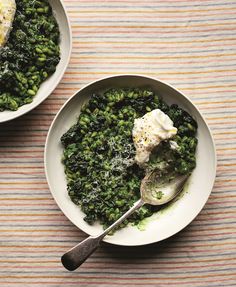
[0,0,60,111]
[61,88,198,229]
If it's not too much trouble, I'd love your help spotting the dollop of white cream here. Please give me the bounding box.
[132,109,177,165]
[0,0,16,48]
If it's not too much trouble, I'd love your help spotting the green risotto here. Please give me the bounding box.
[61,89,198,228]
[0,0,60,111]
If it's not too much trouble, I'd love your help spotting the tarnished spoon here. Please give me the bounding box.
[61,172,189,271]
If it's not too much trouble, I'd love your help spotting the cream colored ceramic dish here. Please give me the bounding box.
[0,0,72,123]
[45,75,216,246]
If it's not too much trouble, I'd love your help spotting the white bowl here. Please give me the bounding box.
[45,75,216,246]
[0,0,72,123]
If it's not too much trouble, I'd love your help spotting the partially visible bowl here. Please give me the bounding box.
[44,75,216,246]
[0,0,72,123]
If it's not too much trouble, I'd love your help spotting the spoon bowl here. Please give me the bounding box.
[141,173,189,205]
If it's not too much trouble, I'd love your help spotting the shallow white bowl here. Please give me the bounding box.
[45,75,216,246]
[0,0,72,123]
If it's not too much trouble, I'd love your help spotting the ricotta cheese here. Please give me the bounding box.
[132,109,177,165]
[0,0,16,48]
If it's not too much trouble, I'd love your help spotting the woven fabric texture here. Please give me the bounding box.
[0,0,236,286]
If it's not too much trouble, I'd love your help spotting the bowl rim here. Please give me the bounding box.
[44,74,217,246]
[0,0,72,123]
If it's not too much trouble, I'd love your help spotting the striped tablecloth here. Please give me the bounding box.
[0,0,236,286]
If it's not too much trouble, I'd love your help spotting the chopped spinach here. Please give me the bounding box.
[0,0,60,111]
[61,88,198,229]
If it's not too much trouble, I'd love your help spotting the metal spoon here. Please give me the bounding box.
[61,172,189,271]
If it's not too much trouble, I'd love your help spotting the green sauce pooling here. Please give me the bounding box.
[61,89,198,229]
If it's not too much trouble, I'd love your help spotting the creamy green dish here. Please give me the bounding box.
[0,0,60,111]
[61,89,198,228]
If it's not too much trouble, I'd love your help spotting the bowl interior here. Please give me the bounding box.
[45,75,216,246]
[0,0,72,123]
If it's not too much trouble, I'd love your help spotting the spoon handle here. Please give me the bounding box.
[61,198,144,271]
